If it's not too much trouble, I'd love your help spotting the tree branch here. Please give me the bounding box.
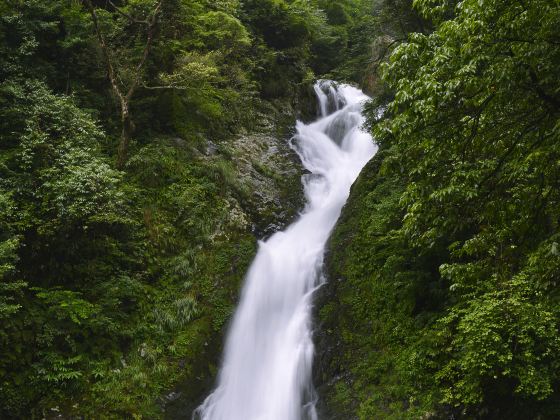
[83,0,164,168]
[83,0,126,107]
[125,0,164,101]
[107,0,149,24]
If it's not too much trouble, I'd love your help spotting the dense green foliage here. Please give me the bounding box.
[0,0,365,417]
[321,0,560,418]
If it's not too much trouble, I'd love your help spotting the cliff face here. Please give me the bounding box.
[313,152,385,420]
[313,148,426,420]
[314,148,446,419]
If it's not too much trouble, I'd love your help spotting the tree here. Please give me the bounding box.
[371,0,560,416]
[83,0,164,168]
[0,79,144,416]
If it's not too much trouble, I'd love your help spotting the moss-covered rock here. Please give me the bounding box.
[314,148,443,419]
[313,151,390,420]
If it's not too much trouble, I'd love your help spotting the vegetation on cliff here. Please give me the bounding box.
[321,0,560,418]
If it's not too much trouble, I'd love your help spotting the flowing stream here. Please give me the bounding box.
[194,81,376,420]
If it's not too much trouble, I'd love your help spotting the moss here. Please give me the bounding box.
[162,232,258,418]
[315,149,443,419]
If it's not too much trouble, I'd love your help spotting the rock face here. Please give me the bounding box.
[227,128,303,238]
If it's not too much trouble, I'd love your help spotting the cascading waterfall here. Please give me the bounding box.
[194,80,377,420]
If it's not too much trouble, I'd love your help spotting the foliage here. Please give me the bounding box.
[322,0,560,418]
[318,0,427,92]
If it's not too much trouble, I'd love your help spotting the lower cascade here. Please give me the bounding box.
[194,81,377,420]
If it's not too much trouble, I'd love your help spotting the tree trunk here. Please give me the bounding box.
[117,104,133,168]
[83,0,163,169]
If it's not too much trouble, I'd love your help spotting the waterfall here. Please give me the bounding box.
[194,80,377,420]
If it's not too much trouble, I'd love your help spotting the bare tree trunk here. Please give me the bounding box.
[117,103,133,168]
[83,0,163,169]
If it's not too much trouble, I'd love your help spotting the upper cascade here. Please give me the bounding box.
[314,79,347,117]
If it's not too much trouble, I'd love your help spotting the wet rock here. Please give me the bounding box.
[165,392,182,403]
[162,99,305,419]
[205,140,218,156]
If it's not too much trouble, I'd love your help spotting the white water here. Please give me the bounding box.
[194,81,376,420]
